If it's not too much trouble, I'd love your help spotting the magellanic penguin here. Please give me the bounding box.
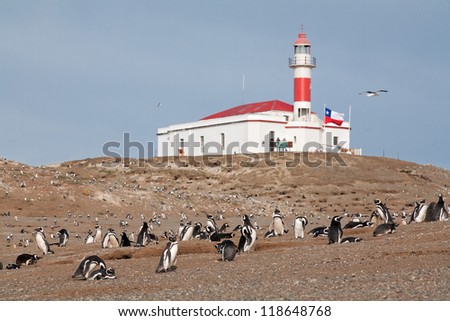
[120,231,132,247]
[407,200,428,224]
[373,223,397,237]
[93,225,102,243]
[238,214,257,253]
[86,267,116,280]
[215,240,237,261]
[268,209,288,237]
[85,230,94,244]
[371,199,394,224]
[6,263,20,270]
[341,237,362,243]
[343,218,365,229]
[425,194,449,222]
[34,227,54,255]
[328,216,343,244]
[179,221,194,241]
[57,228,69,247]
[136,222,149,247]
[72,255,106,280]
[293,216,308,239]
[205,214,218,235]
[155,237,178,273]
[16,254,40,266]
[308,226,328,238]
[101,228,119,249]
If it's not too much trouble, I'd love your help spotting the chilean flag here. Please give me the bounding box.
[324,107,344,126]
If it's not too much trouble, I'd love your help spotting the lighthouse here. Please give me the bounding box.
[157,31,356,158]
[289,32,316,120]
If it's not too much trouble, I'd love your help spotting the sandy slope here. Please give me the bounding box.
[0,153,449,300]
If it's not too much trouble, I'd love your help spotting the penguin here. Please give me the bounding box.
[177,221,186,240]
[217,232,234,239]
[205,214,218,235]
[218,223,230,233]
[85,230,94,244]
[373,223,397,237]
[238,214,257,253]
[209,232,221,242]
[361,221,374,228]
[34,227,54,255]
[147,231,159,244]
[408,200,428,224]
[372,199,394,224]
[93,225,102,243]
[72,255,106,279]
[136,222,149,247]
[179,221,194,241]
[328,216,343,244]
[86,267,116,280]
[343,219,365,229]
[155,237,178,273]
[120,231,132,247]
[101,228,119,248]
[425,194,449,222]
[264,230,276,238]
[341,237,362,243]
[57,228,69,247]
[308,226,328,237]
[192,222,202,238]
[293,216,308,239]
[6,263,20,270]
[215,240,237,261]
[16,254,40,266]
[268,209,288,236]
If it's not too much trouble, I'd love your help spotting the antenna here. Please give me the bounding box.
[241,74,245,104]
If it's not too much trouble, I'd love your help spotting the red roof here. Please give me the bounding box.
[294,33,310,45]
[200,100,293,120]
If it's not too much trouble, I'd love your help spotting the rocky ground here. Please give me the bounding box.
[0,153,449,300]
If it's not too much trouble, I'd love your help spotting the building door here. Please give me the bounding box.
[269,131,275,152]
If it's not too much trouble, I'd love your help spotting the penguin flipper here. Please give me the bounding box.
[237,235,246,252]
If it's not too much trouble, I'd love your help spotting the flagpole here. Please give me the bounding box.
[348,105,352,127]
[323,104,326,151]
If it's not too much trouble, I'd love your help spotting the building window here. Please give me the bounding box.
[220,133,225,151]
[333,136,338,146]
[180,139,184,148]
[200,136,204,153]
[294,136,297,145]
[298,108,309,117]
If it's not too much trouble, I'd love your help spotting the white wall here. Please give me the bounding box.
[157,114,351,156]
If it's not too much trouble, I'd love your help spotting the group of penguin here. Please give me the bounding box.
[2,194,448,278]
[2,227,68,269]
[306,194,449,244]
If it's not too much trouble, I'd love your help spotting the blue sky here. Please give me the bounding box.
[1,0,449,169]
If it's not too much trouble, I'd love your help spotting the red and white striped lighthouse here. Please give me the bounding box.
[289,32,316,120]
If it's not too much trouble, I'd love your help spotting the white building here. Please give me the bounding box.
[157,33,353,157]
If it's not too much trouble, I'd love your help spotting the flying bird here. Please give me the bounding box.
[359,90,388,97]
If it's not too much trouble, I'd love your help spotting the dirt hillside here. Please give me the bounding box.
[0,153,449,300]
